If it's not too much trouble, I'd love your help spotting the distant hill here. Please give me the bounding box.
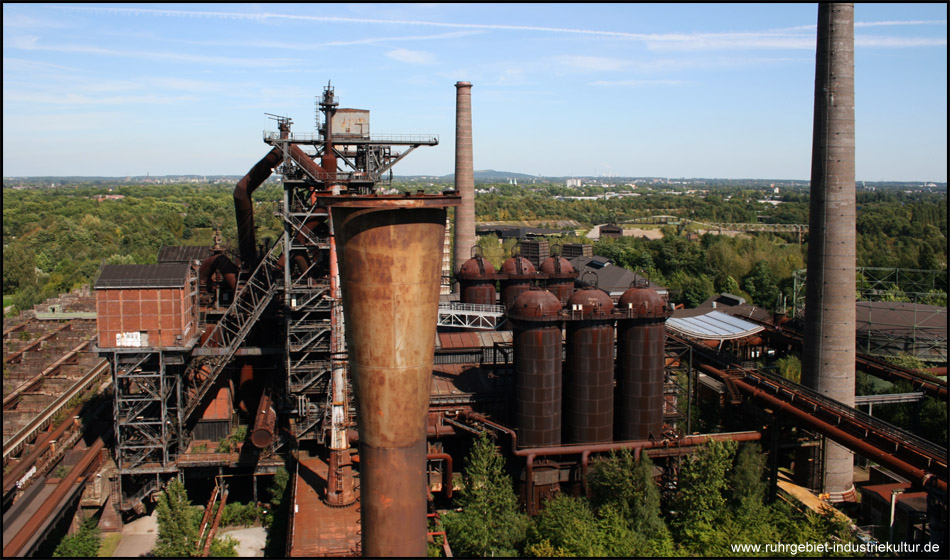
[438,170,539,182]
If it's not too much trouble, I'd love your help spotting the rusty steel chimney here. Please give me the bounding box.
[801,2,856,499]
[328,194,459,556]
[453,81,476,284]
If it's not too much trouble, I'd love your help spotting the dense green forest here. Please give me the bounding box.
[2,181,946,314]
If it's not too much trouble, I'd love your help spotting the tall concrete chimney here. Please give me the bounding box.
[453,81,476,282]
[801,3,856,500]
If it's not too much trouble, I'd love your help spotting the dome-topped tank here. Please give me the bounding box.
[565,288,615,444]
[615,285,670,441]
[500,255,537,311]
[458,254,497,306]
[510,289,562,448]
[540,256,576,304]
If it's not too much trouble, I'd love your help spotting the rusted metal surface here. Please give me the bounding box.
[458,254,497,306]
[234,147,282,269]
[540,256,576,304]
[616,286,670,441]
[330,197,457,557]
[250,390,276,449]
[453,81,476,279]
[198,253,238,293]
[510,290,562,448]
[802,2,857,497]
[500,255,537,311]
[565,289,614,444]
[3,437,106,557]
[290,454,361,557]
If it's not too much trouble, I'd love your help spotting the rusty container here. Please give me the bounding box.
[510,289,563,448]
[540,255,576,304]
[328,194,458,558]
[500,255,537,311]
[458,253,497,306]
[565,288,614,444]
[615,286,670,441]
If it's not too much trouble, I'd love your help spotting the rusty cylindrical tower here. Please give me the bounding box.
[801,3,856,499]
[510,289,563,448]
[458,247,497,306]
[540,253,576,304]
[500,254,537,311]
[328,194,459,557]
[453,81,476,284]
[565,288,614,444]
[616,285,670,441]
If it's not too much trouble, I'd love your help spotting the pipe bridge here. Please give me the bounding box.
[670,333,948,494]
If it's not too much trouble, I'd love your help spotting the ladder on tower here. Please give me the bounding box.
[182,241,284,423]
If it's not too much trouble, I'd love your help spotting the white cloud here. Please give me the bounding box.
[385,48,435,65]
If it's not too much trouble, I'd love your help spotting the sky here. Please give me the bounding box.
[2,3,947,182]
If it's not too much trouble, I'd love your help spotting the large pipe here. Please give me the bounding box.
[250,390,276,449]
[328,194,459,557]
[453,82,476,282]
[801,3,856,497]
[198,253,238,293]
[234,148,282,270]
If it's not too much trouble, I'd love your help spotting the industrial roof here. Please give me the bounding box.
[157,245,212,264]
[666,310,764,341]
[568,255,667,296]
[95,263,192,289]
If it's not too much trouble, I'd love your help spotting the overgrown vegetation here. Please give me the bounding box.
[153,478,238,557]
[442,439,859,557]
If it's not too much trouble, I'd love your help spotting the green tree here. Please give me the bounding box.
[743,260,780,308]
[153,478,201,557]
[53,517,100,557]
[526,495,600,557]
[587,448,672,555]
[670,439,738,547]
[442,434,529,557]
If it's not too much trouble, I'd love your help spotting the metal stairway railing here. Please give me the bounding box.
[182,242,284,422]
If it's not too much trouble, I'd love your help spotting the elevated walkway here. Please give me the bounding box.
[437,302,505,330]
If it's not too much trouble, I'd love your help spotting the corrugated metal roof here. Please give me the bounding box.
[667,310,763,340]
[157,245,212,264]
[95,263,192,289]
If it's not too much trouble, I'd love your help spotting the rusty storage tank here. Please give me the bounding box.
[565,288,615,444]
[540,254,576,304]
[458,249,497,306]
[615,284,671,441]
[328,194,458,557]
[510,289,563,448]
[500,254,537,310]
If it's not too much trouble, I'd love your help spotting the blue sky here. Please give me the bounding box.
[3,3,947,181]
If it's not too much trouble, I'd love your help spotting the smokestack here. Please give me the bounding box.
[453,82,476,284]
[328,194,459,556]
[801,3,856,499]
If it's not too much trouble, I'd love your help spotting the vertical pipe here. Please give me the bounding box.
[801,2,856,498]
[329,196,458,557]
[453,82,476,283]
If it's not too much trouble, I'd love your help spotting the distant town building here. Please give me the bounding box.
[566,178,583,188]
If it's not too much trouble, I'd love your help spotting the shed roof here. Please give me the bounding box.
[667,310,764,340]
[95,263,192,289]
[157,245,212,264]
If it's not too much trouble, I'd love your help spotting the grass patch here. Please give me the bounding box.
[97,532,122,557]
